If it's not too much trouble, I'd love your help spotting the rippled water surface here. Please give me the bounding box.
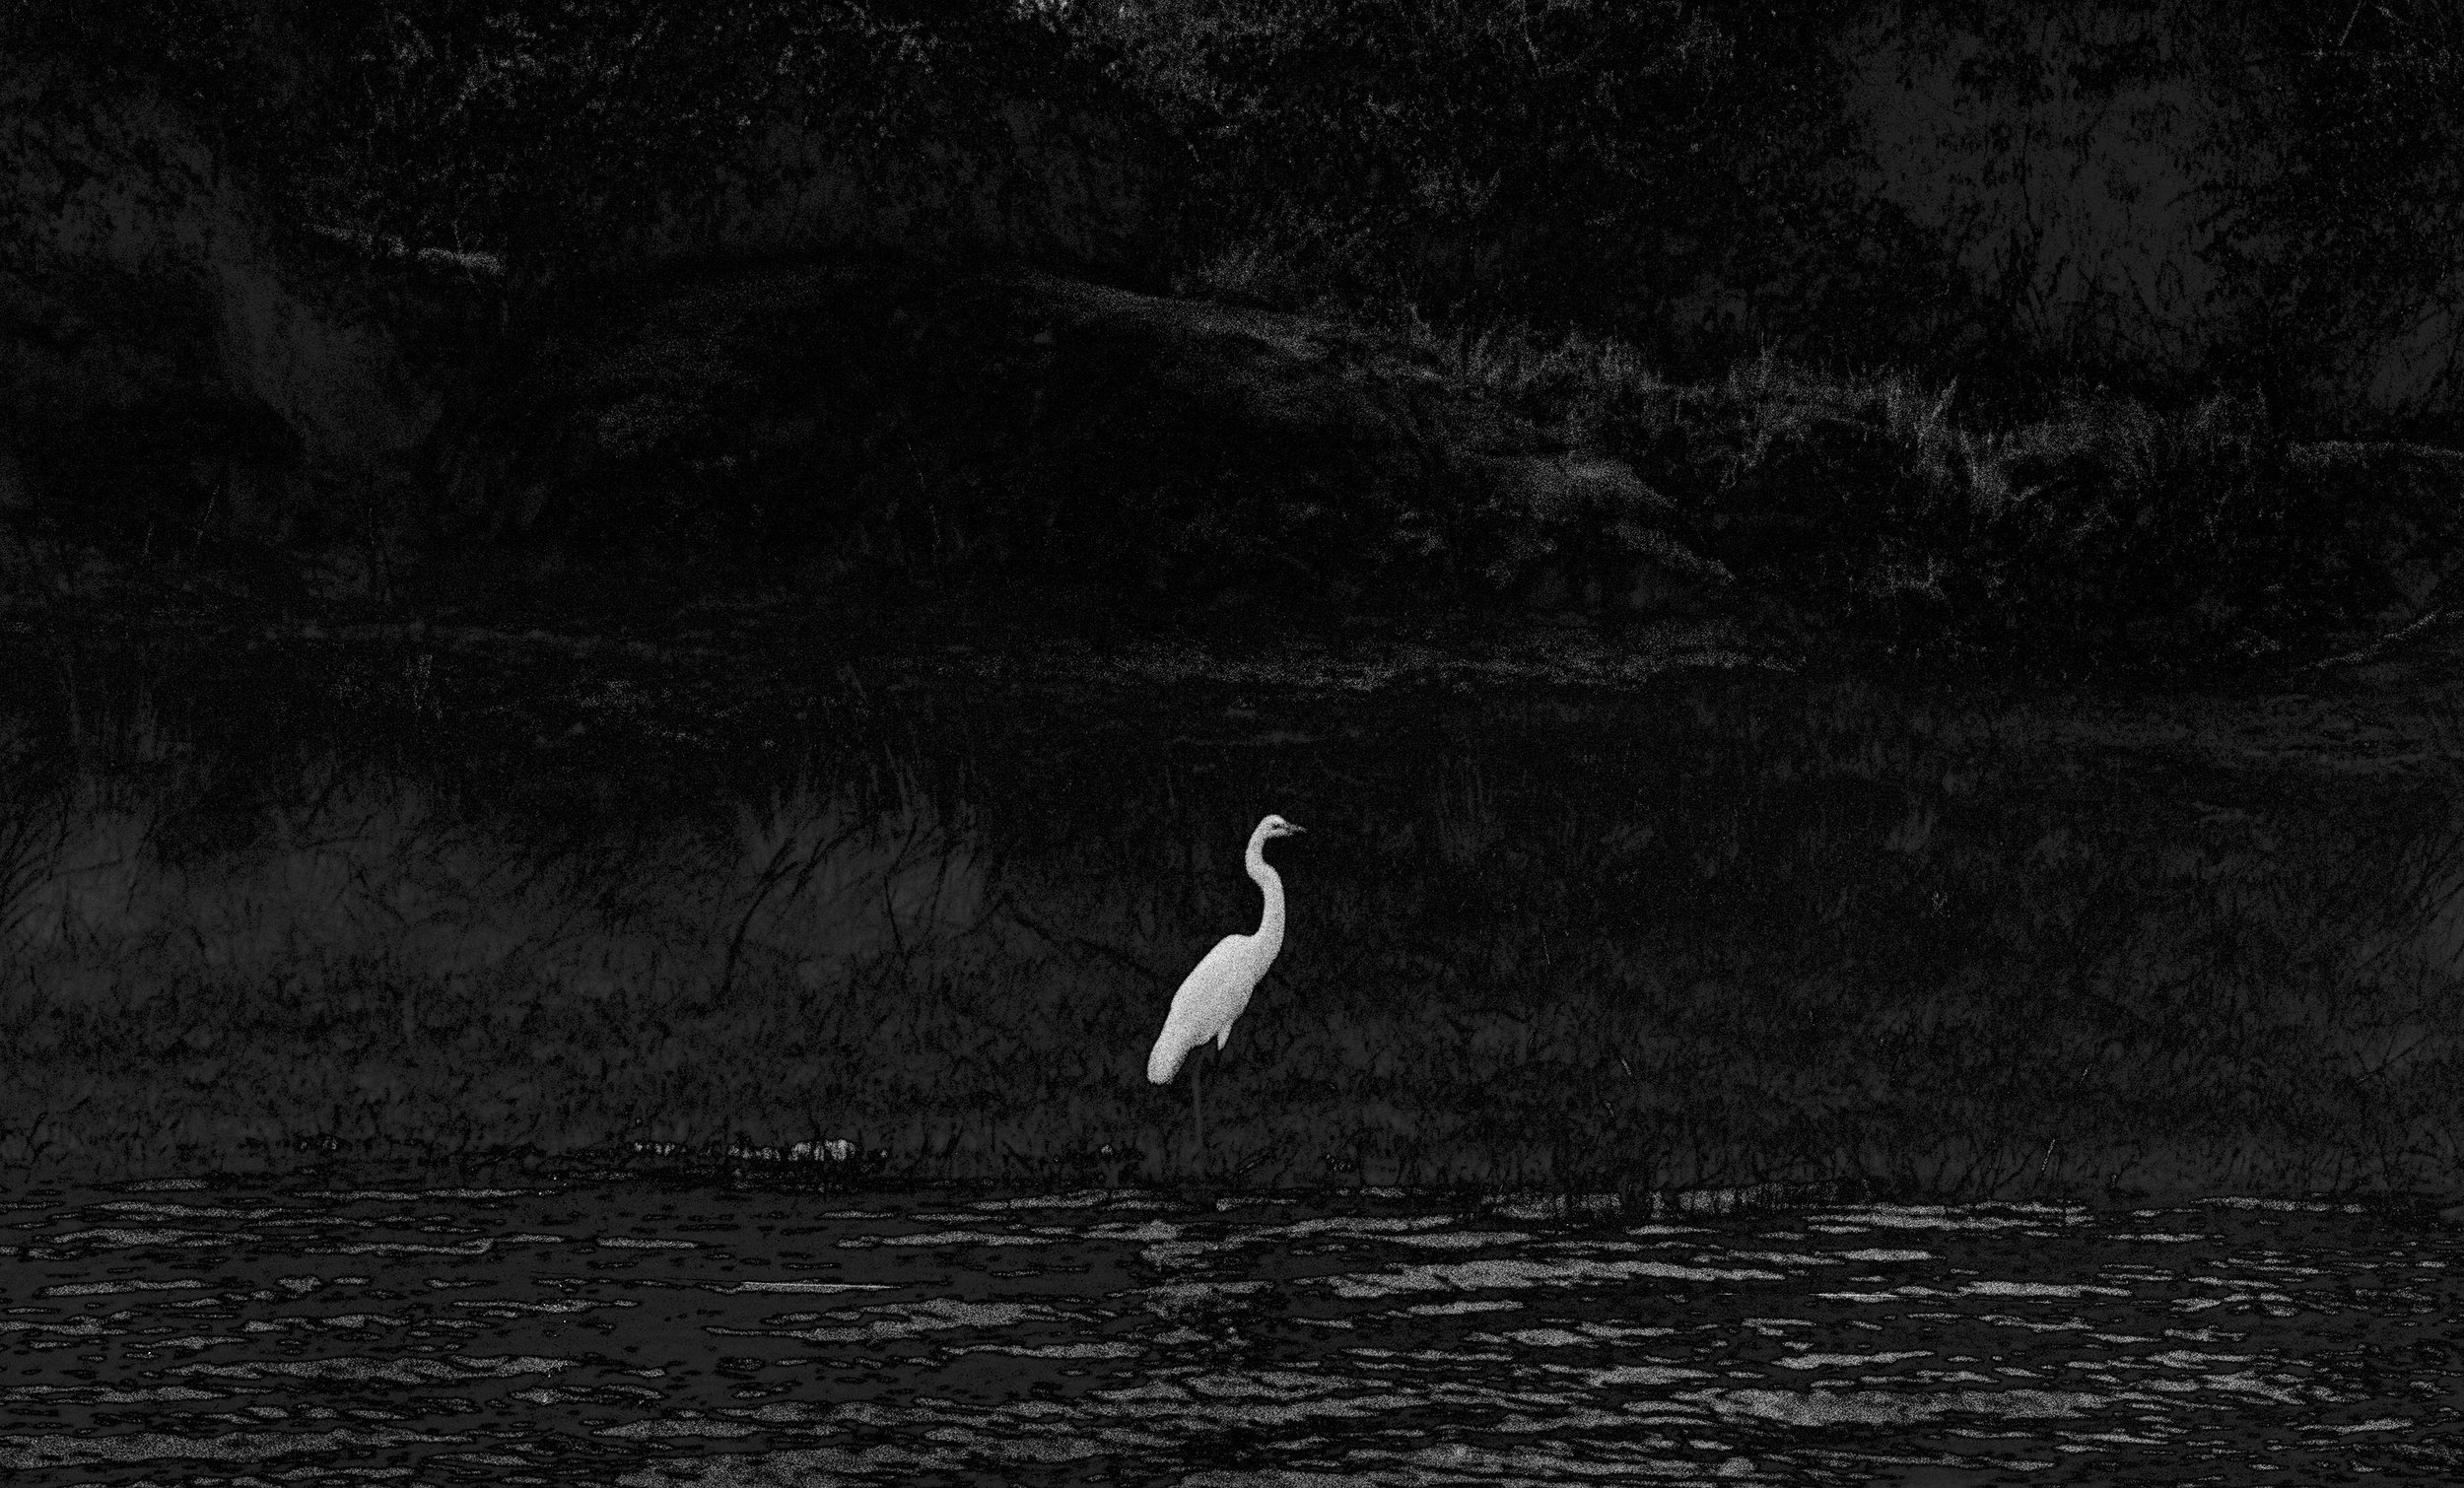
[5,1177,2460,1484]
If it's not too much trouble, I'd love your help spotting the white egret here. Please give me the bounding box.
[1147,813,1305,1157]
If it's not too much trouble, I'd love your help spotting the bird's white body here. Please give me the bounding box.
[1148,815,1302,1089]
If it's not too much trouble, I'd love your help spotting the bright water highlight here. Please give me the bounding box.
[3,1179,2458,1483]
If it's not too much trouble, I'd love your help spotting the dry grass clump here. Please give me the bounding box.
[1405,320,2457,679]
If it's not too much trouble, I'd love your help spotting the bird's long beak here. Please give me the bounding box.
[1288,824,1307,834]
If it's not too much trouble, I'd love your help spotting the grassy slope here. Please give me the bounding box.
[5,661,2458,1200]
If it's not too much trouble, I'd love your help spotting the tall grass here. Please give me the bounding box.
[0,755,998,1178]
[4,671,2459,1203]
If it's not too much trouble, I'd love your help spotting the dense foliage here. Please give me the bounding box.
[7,0,2463,685]
[1050,1,1959,379]
[3,0,1072,266]
[2208,1,2464,433]
[8,0,2460,417]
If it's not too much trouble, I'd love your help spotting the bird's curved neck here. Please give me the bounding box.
[1245,837,1285,949]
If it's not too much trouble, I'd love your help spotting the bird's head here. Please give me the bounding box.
[1258,814,1306,840]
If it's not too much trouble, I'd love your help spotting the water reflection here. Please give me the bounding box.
[3,1179,2456,1483]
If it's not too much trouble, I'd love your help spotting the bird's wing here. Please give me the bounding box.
[1147,933,1251,1083]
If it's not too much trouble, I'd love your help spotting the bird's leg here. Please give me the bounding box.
[1192,1054,1206,1169]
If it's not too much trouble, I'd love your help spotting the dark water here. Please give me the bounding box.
[5,1176,2460,1484]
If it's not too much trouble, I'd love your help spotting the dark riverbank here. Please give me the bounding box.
[6,565,2462,1202]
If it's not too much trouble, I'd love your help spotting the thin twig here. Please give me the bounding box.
[1004,906,1167,983]
[2293,606,2460,673]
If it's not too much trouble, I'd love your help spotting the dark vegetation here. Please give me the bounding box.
[3,0,2463,689]
[8,657,2461,1195]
